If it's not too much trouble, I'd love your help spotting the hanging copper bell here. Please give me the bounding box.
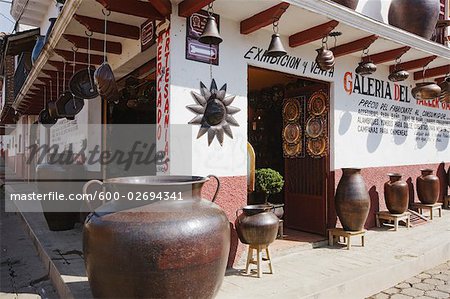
[267,33,287,57]
[198,15,223,45]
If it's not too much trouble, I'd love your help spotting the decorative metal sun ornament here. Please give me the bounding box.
[187,79,240,146]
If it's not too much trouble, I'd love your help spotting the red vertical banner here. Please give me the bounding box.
[156,26,170,174]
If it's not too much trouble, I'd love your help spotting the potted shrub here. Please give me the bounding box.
[255,168,285,218]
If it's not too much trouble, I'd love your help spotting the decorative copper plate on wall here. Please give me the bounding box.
[283,123,301,144]
[305,117,324,138]
[307,137,327,158]
[283,142,302,158]
[283,99,300,122]
[308,91,327,116]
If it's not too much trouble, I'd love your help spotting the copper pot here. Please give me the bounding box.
[94,62,120,103]
[335,168,370,231]
[384,173,409,214]
[388,70,409,82]
[416,169,440,204]
[235,205,279,245]
[355,61,377,76]
[83,175,230,299]
[38,109,57,127]
[388,0,440,39]
[331,0,359,9]
[411,82,441,100]
[315,47,335,71]
[69,66,98,99]
[55,91,84,119]
[438,77,450,103]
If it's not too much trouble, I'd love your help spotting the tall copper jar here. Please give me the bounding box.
[384,173,409,214]
[388,0,440,39]
[416,169,440,204]
[335,168,370,231]
[235,205,279,246]
[83,176,230,299]
[331,0,359,9]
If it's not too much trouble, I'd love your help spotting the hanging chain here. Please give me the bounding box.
[321,36,328,49]
[50,81,53,102]
[85,30,92,68]
[207,2,214,16]
[102,9,110,62]
[209,44,213,81]
[72,46,77,74]
[63,61,66,90]
[57,71,59,98]
[272,18,279,34]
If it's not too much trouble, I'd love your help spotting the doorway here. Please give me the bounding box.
[247,66,331,235]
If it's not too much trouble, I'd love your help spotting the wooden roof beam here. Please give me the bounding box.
[74,14,140,40]
[240,2,290,35]
[48,61,86,71]
[148,0,171,18]
[434,76,447,83]
[414,64,450,80]
[389,56,437,73]
[55,49,104,65]
[363,46,411,64]
[95,0,164,19]
[178,0,214,17]
[289,20,339,47]
[330,35,378,58]
[63,34,122,55]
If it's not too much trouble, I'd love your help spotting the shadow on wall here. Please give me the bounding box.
[367,118,383,153]
[338,111,352,136]
[415,122,429,149]
[437,162,447,201]
[367,186,380,228]
[436,128,449,152]
[406,177,415,204]
[393,119,408,145]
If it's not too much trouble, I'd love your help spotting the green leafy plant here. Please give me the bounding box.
[255,168,284,204]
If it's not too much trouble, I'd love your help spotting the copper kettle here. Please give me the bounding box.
[315,47,335,71]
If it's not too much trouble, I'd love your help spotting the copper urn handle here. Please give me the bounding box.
[207,174,220,203]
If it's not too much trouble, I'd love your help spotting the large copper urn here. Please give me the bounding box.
[83,176,230,299]
[416,169,440,204]
[388,0,440,39]
[335,168,370,231]
[331,0,359,9]
[235,205,279,246]
[384,173,409,214]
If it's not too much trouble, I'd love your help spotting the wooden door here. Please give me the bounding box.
[283,83,330,235]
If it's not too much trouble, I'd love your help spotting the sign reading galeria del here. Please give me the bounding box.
[335,70,449,168]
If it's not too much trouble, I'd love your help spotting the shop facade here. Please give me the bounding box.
[4,0,450,268]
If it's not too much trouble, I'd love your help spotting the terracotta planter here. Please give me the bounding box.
[83,175,230,299]
[331,0,359,9]
[384,173,409,214]
[335,168,370,231]
[388,0,440,39]
[416,169,440,204]
[235,205,279,246]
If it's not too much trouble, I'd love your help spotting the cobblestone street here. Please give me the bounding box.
[368,261,450,299]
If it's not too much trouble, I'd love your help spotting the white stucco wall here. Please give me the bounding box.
[168,6,450,175]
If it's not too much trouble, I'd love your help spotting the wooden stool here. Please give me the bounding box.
[328,228,365,250]
[245,244,273,278]
[411,202,443,220]
[444,196,450,209]
[376,211,411,231]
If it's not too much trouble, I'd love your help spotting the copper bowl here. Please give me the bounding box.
[411,82,441,100]
[39,109,57,127]
[69,67,99,100]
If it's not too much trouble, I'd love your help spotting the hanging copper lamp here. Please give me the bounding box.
[267,18,286,57]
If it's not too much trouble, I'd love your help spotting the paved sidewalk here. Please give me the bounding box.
[368,261,450,299]
[0,189,58,299]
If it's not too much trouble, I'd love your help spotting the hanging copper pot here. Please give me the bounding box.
[55,91,84,119]
[315,47,335,71]
[438,76,450,103]
[38,109,57,127]
[411,82,441,100]
[69,66,98,99]
[331,0,359,10]
[94,62,120,103]
[388,69,409,82]
[388,0,440,39]
[355,60,377,76]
